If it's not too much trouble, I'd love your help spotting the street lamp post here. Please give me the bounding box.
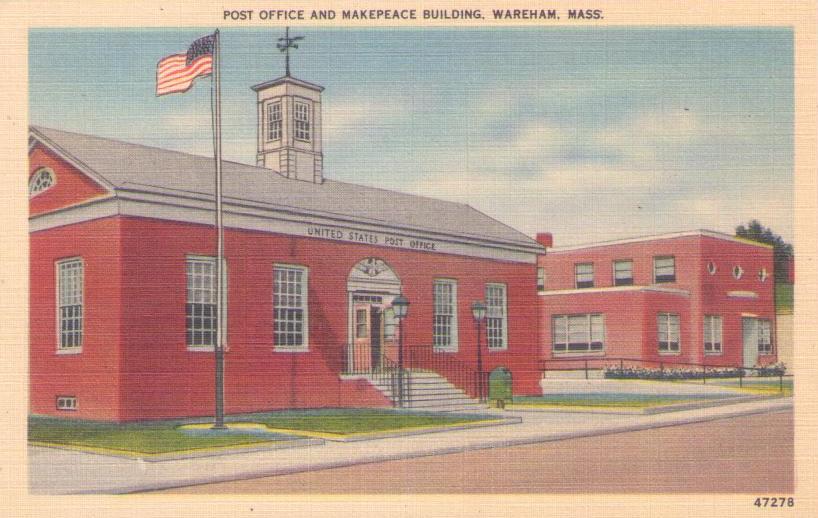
[471,301,487,402]
[391,294,410,408]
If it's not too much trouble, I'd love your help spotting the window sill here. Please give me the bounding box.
[433,348,458,353]
[188,346,216,353]
[274,347,310,353]
[704,351,723,356]
[56,348,82,355]
[553,351,605,357]
[658,351,681,356]
[487,347,508,352]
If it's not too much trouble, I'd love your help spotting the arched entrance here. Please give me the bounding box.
[488,367,513,405]
[346,258,401,372]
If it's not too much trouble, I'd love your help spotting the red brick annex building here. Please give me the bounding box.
[28,74,547,421]
[538,231,777,371]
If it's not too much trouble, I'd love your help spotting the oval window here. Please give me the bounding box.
[707,261,717,275]
[732,265,744,280]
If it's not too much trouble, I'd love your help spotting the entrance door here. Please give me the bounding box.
[353,303,372,372]
[742,317,759,368]
[371,308,384,370]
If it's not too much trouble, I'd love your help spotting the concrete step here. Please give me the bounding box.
[381,389,472,399]
[407,399,486,410]
[356,369,484,410]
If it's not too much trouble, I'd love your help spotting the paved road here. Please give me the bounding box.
[163,410,793,494]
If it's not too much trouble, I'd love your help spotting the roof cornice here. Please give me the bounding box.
[251,75,325,92]
[549,229,774,252]
[29,127,115,192]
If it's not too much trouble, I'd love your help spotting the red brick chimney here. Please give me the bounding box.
[536,232,553,249]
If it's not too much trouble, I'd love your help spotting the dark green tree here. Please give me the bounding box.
[735,220,793,282]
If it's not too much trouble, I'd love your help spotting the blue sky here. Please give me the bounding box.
[29,28,793,246]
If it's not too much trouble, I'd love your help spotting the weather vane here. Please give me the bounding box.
[277,27,304,77]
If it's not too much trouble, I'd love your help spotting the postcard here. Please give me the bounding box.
[1,0,816,516]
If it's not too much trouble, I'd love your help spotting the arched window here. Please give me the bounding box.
[29,168,56,198]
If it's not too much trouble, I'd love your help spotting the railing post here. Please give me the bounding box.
[780,373,783,393]
[702,366,706,384]
[619,359,624,371]
[739,368,743,388]
[584,360,588,380]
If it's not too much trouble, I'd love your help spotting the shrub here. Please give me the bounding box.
[603,365,744,380]
[754,362,786,377]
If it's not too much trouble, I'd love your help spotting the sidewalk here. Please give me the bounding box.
[29,397,792,494]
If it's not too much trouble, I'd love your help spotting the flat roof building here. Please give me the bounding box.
[538,231,778,372]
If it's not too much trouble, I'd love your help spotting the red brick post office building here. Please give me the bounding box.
[537,231,778,371]
[29,74,546,421]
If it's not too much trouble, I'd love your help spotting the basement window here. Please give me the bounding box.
[56,396,77,411]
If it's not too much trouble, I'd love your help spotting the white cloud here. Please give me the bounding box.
[396,104,791,247]
[322,95,412,141]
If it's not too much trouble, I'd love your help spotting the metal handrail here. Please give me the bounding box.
[405,344,488,401]
[343,343,404,407]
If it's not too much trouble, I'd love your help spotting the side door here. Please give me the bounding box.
[742,317,759,369]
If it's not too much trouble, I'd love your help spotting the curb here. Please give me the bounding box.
[299,417,522,442]
[507,394,769,415]
[29,437,324,463]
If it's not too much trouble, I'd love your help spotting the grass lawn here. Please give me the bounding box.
[511,393,736,409]
[699,377,793,396]
[235,409,489,435]
[28,415,285,455]
[29,409,492,454]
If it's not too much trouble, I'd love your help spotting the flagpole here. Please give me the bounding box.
[212,28,226,430]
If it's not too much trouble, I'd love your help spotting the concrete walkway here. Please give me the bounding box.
[29,397,792,494]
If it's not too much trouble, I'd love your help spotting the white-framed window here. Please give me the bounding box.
[274,264,309,350]
[552,314,605,354]
[57,258,83,352]
[733,265,744,280]
[433,279,458,351]
[267,101,282,141]
[575,263,594,289]
[56,396,77,411]
[29,167,56,198]
[657,312,680,354]
[537,267,546,292]
[485,283,508,350]
[383,307,397,341]
[704,315,723,355]
[186,256,227,350]
[294,101,311,141]
[758,268,769,282]
[654,256,676,283]
[707,261,717,275]
[613,260,633,286]
[758,319,773,354]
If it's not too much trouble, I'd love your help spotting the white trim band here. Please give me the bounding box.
[539,285,690,297]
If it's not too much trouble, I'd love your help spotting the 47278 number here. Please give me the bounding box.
[754,497,794,508]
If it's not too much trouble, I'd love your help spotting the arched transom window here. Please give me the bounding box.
[29,168,56,198]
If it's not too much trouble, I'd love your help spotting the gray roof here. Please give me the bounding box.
[30,126,541,249]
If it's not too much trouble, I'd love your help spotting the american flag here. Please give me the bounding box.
[156,34,215,96]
